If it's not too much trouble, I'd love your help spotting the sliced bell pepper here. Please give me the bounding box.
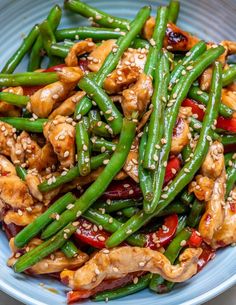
[197,242,216,271]
[164,156,181,185]
[187,229,203,248]
[182,98,205,121]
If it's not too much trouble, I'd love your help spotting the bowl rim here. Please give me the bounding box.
[0,272,235,305]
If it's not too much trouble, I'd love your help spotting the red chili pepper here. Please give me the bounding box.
[67,272,144,303]
[145,214,178,249]
[182,98,236,132]
[197,242,216,271]
[187,229,203,248]
[164,156,181,185]
[74,218,110,249]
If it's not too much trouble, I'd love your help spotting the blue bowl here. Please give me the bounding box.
[0,0,236,304]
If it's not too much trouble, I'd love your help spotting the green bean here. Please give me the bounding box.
[222,65,236,87]
[1,25,40,73]
[144,6,168,77]
[175,215,187,234]
[0,72,58,87]
[144,50,170,172]
[61,240,78,258]
[180,189,194,205]
[89,110,112,138]
[74,96,93,118]
[76,120,91,176]
[41,119,136,239]
[83,208,146,247]
[79,77,123,135]
[226,158,236,197]
[221,135,236,146]
[106,61,222,247]
[15,166,27,181]
[0,92,29,107]
[50,43,70,58]
[93,198,142,214]
[14,193,76,248]
[14,223,77,273]
[168,0,180,23]
[38,152,110,192]
[28,5,62,71]
[149,228,191,291]
[224,153,234,167]
[188,86,233,118]
[74,6,150,119]
[187,198,204,227]
[0,117,47,133]
[182,144,192,162]
[93,273,152,301]
[170,41,207,88]
[56,27,124,41]
[139,128,154,209]
[131,38,150,49]
[158,202,188,217]
[39,20,56,59]
[121,206,140,218]
[156,280,175,293]
[91,137,116,153]
[64,0,129,30]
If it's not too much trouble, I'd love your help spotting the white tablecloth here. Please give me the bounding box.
[0,285,235,305]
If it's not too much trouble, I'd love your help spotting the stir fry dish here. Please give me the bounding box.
[1,0,236,303]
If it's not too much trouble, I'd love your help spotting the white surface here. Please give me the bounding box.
[0,286,235,305]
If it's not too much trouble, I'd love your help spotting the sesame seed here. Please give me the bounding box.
[155,144,161,149]
[186,65,193,70]
[180,240,187,246]
[108,17,114,23]
[56,214,60,220]
[150,164,156,170]
[181,70,187,75]
[126,229,132,234]
[95,268,100,275]
[153,154,159,162]
[149,38,156,46]
[64,234,68,239]
[18,209,23,216]
[67,204,74,210]
[64,151,70,158]
[139,261,145,267]
[114,28,121,32]
[106,199,112,205]
[113,267,119,272]
[184,168,190,173]
[163,161,167,167]
[83,144,88,151]
[161,138,167,145]
[76,211,82,217]
[52,94,59,100]
[171,168,177,174]
[186,51,191,56]
[72,221,79,227]
[161,194,168,199]
[108,217,113,223]
[206,135,212,142]
[133,277,139,284]
[129,189,134,195]
[98,235,106,241]
[103,249,110,254]
[108,116,114,121]
[103,159,110,165]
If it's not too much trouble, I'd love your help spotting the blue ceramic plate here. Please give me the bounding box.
[0,0,236,304]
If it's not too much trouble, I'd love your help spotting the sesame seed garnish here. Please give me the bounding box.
[98,235,106,241]
[64,151,70,158]
[161,194,168,199]
[161,138,167,145]
[129,189,134,195]
[126,229,132,234]
[103,159,110,165]
[153,154,159,162]
[186,65,193,70]
[67,204,75,210]
[184,168,190,173]
[95,268,100,275]
[139,261,145,267]
[18,209,23,216]
[163,161,167,167]
[181,70,187,75]
[103,249,110,254]
[76,211,82,217]
[113,267,119,272]
[155,144,161,149]
[186,51,191,56]
[180,240,187,246]
[150,164,156,170]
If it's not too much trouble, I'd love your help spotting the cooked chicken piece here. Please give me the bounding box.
[0,175,34,210]
[44,116,75,168]
[49,91,85,119]
[179,106,192,119]
[121,73,153,118]
[143,18,199,51]
[4,204,44,226]
[8,238,89,274]
[211,187,236,249]
[61,246,202,291]
[123,139,139,183]
[0,121,17,159]
[189,175,214,201]
[137,108,152,132]
[119,48,148,72]
[221,88,236,111]
[88,39,116,72]
[198,167,226,245]
[221,40,236,55]
[0,155,16,176]
[65,39,96,67]
[0,87,23,117]
[62,167,104,192]
[201,142,224,179]
[104,66,140,94]
[29,67,83,118]
[171,117,190,155]
[115,170,128,180]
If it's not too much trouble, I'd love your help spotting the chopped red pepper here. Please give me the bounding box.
[197,242,216,271]
[145,214,178,249]
[67,272,144,303]
[164,156,181,185]
[187,229,203,248]
[74,218,110,249]
[182,98,236,132]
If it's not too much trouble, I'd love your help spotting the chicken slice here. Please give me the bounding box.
[4,204,44,226]
[44,116,75,168]
[171,117,190,155]
[198,167,226,245]
[88,39,116,72]
[119,48,148,72]
[143,18,199,51]
[29,67,83,118]
[0,87,22,117]
[49,91,85,119]
[0,155,16,176]
[189,175,214,201]
[61,246,202,291]
[104,66,140,94]
[201,142,224,179]
[211,187,236,249]
[0,121,17,160]
[123,139,139,183]
[0,175,34,210]
[137,109,152,132]
[221,88,236,111]
[65,39,96,67]
[121,73,153,118]
[179,106,193,119]
[8,238,89,274]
